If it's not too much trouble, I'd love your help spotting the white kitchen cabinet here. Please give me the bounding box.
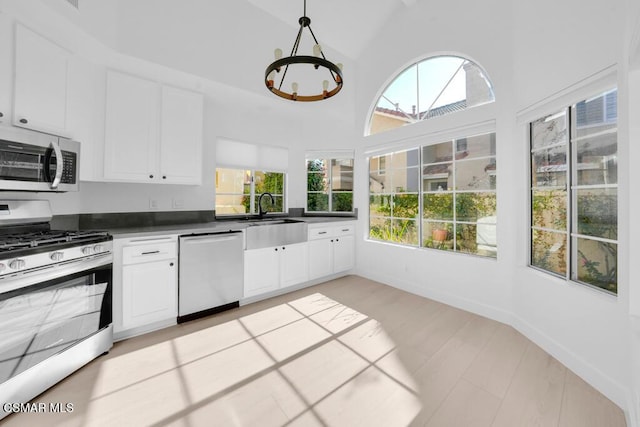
[104,70,203,184]
[308,222,355,280]
[114,236,178,336]
[13,24,70,136]
[160,86,203,184]
[244,242,308,298]
[104,71,160,182]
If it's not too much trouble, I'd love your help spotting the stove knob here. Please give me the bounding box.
[93,244,104,253]
[9,259,26,270]
[82,246,93,256]
[50,252,64,261]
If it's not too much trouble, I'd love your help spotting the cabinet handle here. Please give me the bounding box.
[330,239,334,242]
[19,118,28,124]
[141,250,160,255]
[149,174,154,179]
[282,246,286,250]
[162,175,167,179]
[336,238,339,242]
[341,229,349,232]
[318,231,327,235]
[170,262,174,266]
[275,248,278,251]
[0,112,4,118]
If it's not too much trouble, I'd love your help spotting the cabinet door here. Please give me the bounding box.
[122,259,177,330]
[244,247,279,298]
[308,238,333,280]
[280,242,308,287]
[333,235,355,273]
[14,24,69,136]
[159,86,203,184]
[104,70,159,182]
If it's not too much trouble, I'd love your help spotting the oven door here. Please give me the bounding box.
[0,254,112,384]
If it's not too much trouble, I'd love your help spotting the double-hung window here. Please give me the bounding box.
[215,168,285,215]
[306,152,354,213]
[529,89,618,294]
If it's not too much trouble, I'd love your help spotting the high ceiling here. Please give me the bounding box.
[246,0,413,60]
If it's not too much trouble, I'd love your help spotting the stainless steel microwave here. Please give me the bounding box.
[0,127,79,192]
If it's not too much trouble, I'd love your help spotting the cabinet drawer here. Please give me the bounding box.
[123,241,177,265]
[333,224,354,236]
[308,227,332,240]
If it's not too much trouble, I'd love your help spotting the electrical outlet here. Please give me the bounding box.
[149,198,159,210]
[172,198,184,209]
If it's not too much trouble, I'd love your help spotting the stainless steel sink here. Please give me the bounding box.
[244,219,307,249]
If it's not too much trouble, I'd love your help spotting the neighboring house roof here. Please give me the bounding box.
[375,100,468,122]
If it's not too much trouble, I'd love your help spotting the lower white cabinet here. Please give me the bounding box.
[308,222,355,280]
[244,242,308,298]
[114,236,178,335]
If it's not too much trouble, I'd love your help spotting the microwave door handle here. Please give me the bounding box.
[49,142,63,189]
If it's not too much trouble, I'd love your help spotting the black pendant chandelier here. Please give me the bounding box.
[265,0,343,102]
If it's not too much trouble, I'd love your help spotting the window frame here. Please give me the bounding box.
[528,88,618,295]
[215,167,287,216]
[305,156,355,214]
[368,130,497,258]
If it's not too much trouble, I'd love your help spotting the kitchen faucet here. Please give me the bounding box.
[257,192,275,218]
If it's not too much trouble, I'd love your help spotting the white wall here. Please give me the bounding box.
[353,0,635,419]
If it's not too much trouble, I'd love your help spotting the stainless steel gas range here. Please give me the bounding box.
[0,200,113,420]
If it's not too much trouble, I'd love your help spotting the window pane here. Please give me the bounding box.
[391,168,419,192]
[574,90,617,132]
[332,192,353,212]
[531,229,567,276]
[457,133,496,159]
[456,158,497,190]
[307,193,328,212]
[423,193,453,220]
[532,189,566,230]
[576,188,617,239]
[576,238,617,294]
[370,154,392,173]
[475,219,497,258]
[423,142,453,163]
[531,145,567,188]
[215,195,248,215]
[422,221,454,251]
[369,217,391,241]
[392,219,418,245]
[307,159,328,192]
[370,194,391,217]
[423,161,452,191]
[254,195,283,213]
[531,111,567,149]
[369,170,390,193]
[377,65,417,118]
[331,159,354,191]
[455,192,496,222]
[392,194,419,219]
[215,168,250,193]
[575,133,617,185]
[255,171,284,194]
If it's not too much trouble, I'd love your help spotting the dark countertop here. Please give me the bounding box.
[108,216,357,239]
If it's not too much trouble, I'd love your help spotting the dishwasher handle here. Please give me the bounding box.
[179,231,242,245]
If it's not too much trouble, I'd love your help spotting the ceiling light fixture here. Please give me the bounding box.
[265,0,343,102]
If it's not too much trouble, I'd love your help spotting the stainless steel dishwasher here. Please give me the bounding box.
[178,231,243,323]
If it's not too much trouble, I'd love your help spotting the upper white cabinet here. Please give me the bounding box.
[104,70,203,185]
[104,71,160,182]
[159,86,203,184]
[13,24,71,137]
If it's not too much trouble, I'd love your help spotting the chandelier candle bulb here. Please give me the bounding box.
[322,79,329,97]
[313,44,322,57]
[274,48,283,60]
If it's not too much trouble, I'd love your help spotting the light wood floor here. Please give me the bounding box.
[4,275,626,427]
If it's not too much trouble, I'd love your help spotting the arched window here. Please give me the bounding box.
[367,56,494,136]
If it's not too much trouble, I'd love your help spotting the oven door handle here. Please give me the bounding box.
[0,253,113,295]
